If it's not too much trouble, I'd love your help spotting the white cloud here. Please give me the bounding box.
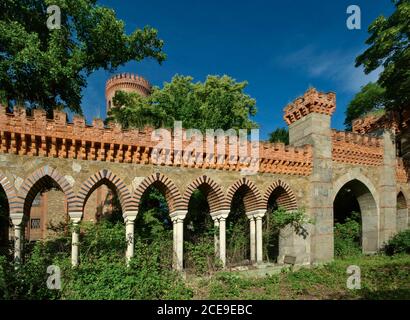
[279,45,382,93]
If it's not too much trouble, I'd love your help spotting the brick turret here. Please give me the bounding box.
[105,73,151,114]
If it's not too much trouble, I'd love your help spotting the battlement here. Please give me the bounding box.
[283,88,336,125]
[0,106,313,175]
[105,73,152,92]
[332,130,384,166]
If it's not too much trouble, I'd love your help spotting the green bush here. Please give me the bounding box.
[384,229,410,255]
[334,212,362,257]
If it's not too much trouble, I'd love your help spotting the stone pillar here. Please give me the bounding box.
[14,224,22,263]
[219,217,226,267]
[256,216,263,263]
[286,89,335,264]
[379,131,397,245]
[213,218,220,256]
[249,217,256,262]
[11,214,24,264]
[123,211,138,264]
[170,210,187,271]
[211,210,229,268]
[71,220,80,267]
[69,212,82,267]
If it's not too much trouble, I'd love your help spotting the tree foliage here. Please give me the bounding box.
[355,0,410,126]
[268,127,289,145]
[108,75,258,131]
[344,82,386,130]
[0,0,165,114]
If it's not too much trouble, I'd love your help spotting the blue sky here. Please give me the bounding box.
[81,0,394,139]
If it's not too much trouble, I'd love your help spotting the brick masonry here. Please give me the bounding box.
[0,87,409,264]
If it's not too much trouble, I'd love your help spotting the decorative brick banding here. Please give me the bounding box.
[132,172,183,213]
[181,175,227,213]
[0,173,18,214]
[15,165,76,215]
[0,106,313,176]
[75,169,133,213]
[225,177,264,212]
[262,180,298,211]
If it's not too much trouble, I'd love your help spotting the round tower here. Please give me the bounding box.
[105,73,151,113]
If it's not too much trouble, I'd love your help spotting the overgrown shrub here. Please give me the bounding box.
[384,229,410,255]
[334,212,362,257]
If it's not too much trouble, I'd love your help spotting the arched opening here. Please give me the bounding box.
[333,179,378,255]
[22,176,68,242]
[134,180,174,268]
[226,183,259,266]
[263,181,299,263]
[183,180,221,273]
[0,185,10,255]
[83,184,120,223]
[397,192,408,232]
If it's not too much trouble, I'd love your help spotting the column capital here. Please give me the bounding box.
[123,211,138,222]
[211,209,230,221]
[69,211,83,222]
[170,210,187,222]
[10,213,24,226]
[246,209,266,219]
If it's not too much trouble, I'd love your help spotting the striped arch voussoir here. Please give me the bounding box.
[182,175,227,213]
[15,166,76,215]
[0,173,18,214]
[226,177,264,212]
[132,172,182,213]
[263,179,298,211]
[75,169,132,213]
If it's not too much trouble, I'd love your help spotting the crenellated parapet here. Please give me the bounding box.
[0,106,313,175]
[283,88,336,125]
[332,130,384,166]
[397,158,410,183]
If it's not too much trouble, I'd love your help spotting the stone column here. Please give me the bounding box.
[256,216,263,263]
[11,214,24,264]
[213,218,220,256]
[211,210,230,268]
[249,216,256,262]
[14,224,22,263]
[71,220,80,267]
[170,210,187,271]
[123,211,138,264]
[219,217,226,267]
[69,212,82,267]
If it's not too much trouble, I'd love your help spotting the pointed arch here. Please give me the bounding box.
[263,180,298,211]
[0,172,17,214]
[132,172,183,213]
[226,177,264,212]
[75,169,132,213]
[15,166,75,215]
[397,191,408,232]
[182,175,227,213]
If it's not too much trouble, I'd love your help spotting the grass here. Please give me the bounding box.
[188,254,410,300]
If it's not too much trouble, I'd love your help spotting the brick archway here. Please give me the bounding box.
[0,173,17,214]
[76,169,132,214]
[263,180,298,211]
[182,175,227,213]
[15,165,76,216]
[226,177,264,212]
[132,172,183,214]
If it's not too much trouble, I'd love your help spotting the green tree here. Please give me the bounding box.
[344,82,386,130]
[355,0,410,133]
[268,127,289,145]
[0,0,165,114]
[108,75,258,131]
